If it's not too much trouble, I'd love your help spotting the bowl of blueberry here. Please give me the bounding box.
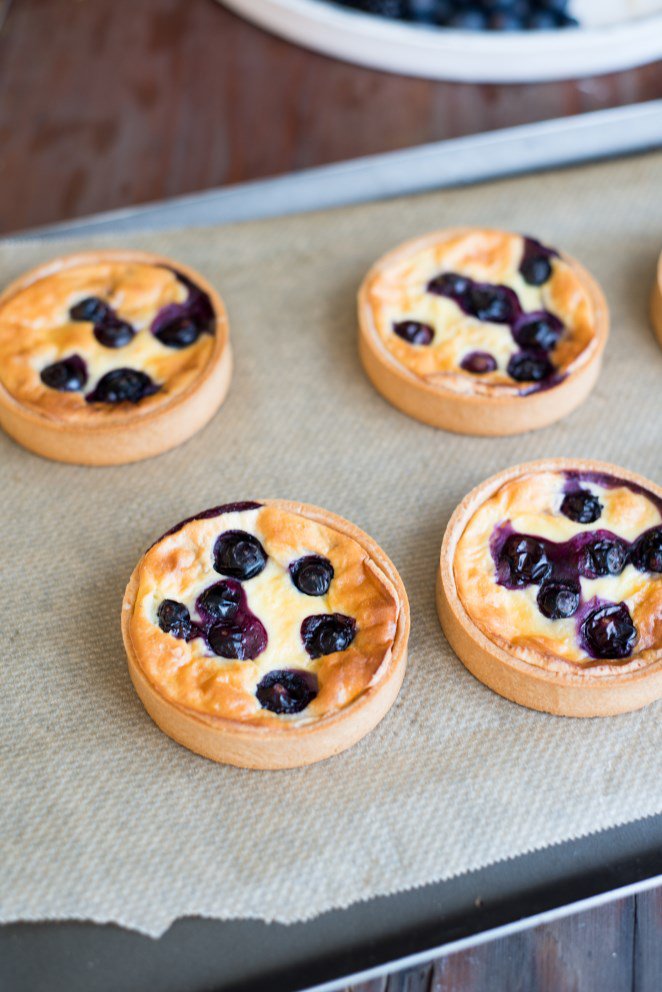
[217,0,662,81]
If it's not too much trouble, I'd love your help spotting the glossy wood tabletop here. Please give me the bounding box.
[1,1,661,989]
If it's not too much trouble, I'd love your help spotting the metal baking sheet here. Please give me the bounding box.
[2,103,662,992]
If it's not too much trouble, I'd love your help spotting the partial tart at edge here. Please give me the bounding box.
[651,248,662,348]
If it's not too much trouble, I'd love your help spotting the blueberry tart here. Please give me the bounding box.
[651,248,662,349]
[122,500,409,768]
[0,250,232,464]
[359,228,608,435]
[437,460,662,716]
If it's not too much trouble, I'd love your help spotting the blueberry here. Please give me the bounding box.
[460,351,497,374]
[86,368,158,404]
[526,10,558,29]
[157,599,191,639]
[467,285,519,324]
[556,12,579,27]
[539,0,569,10]
[197,580,242,621]
[208,616,267,660]
[213,530,267,581]
[40,354,88,392]
[501,534,551,587]
[579,538,628,579]
[349,0,405,16]
[93,318,135,349]
[405,0,451,22]
[155,316,201,349]
[631,527,662,574]
[290,555,334,597]
[488,11,525,29]
[301,614,357,659]
[427,272,470,297]
[560,490,602,524]
[513,313,563,351]
[393,320,434,346]
[507,351,554,382]
[519,239,555,285]
[582,603,637,660]
[445,7,487,28]
[256,669,318,715]
[537,581,580,620]
[69,296,111,323]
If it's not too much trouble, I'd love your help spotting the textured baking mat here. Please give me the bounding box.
[1,151,661,937]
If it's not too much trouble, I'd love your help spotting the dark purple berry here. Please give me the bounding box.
[290,555,334,597]
[537,582,580,620]
[157,599,191,639]
[86,368,158,404]
[488,11,525,30]
[40,354,87,392]
[467,284,519,324]
[526,11,558,29]
[301,614,357,659]
[427,272,470,297]
[631,527,662,574]
[93,318,135,349]
[582,603,637,660]
[507,351,554,382]
[513,312,563,351]
[154,316,201,349]
[393,320,434,346]
[460,351,497,374]
[502,534,551,587]
[208,616,267,660]
[445,7,487,28]
[69,296,111,323]
[539,0,569,11]
[349,0,405,15]
[197,580,242,621]
[561,490,602,524]
[579,538,628,579]
[256,669,318,715]
[519,237,556,284]
[213,530,267,581]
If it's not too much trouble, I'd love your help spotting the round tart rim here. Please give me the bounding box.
[0,249,232,464]
[650,248,662,349]
[358,227,609,437]
[122,498,410,769]
[436,458,662,717]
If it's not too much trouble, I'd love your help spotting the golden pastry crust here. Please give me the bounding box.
[359,228,608,436]
[0,251,232,464]
[437,459,662,717]
[651,249,662,348]
[122,500,409,768]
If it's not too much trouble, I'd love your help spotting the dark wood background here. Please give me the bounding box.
[1,0,661,988]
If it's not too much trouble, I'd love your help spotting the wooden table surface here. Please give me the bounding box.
[1,1,661,989]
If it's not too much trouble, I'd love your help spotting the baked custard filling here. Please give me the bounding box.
[454,470,662,675]
[366,230,598,395]
[0,260,217,421]
[127,503,400,726]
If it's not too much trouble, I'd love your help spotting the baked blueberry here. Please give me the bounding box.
[69,296,111,323]
[460,351,497,374]
[582,603,637,660]
[507,351,554,382]
[40,354,88,392]
[301,613,357,658]
[197,580,242,621]
[519,237,557,285]
[537,581,580,620]
[427,272,470,297]
[256,669,318,714]
[93,318,135,349]
[393,320,434,345]
[513,312,563,351]
[86,368,158,404]
[579,537,628,579]
[467,284,519,324]
[208,616,267,660]
[631,527,662,574]
[157,599,192,639]
[561,489,602,524]
[213,530,267,581]
[154,316,201,349]
[290,555,334,596]
[501,534,551,587]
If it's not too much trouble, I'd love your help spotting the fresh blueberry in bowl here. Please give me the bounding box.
[561,489,602,524]
[213,530,267,581]
[40,354,88,392]
[582,603,636,660]
[86,368,158,404]
[393,320,434,345]
[256,669,318,714]
[290,555,334,596]
[157,599,192,639]
[301,613,357,658]
[501,534,551,587]
[537,581,580,620]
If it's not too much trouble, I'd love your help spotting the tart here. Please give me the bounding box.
[651,248,662,349]
[122,500,409,768]
[359,228,608,435]
[437,459,662,716]
[0,250,232,464]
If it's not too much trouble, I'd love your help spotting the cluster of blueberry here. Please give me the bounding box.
[336,0,579,31]
[394,236,562,384]
[156,525,357,714]
[492,487,662,659]
[39,271,215,405]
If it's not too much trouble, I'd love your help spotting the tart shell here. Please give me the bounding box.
[651,249,662,349]
[358,230,609,436]
[437,459,662,717]
[122,500,410,769]
[0,250,233,465]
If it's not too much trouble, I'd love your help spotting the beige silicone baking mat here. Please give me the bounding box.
[1,151,661,937]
